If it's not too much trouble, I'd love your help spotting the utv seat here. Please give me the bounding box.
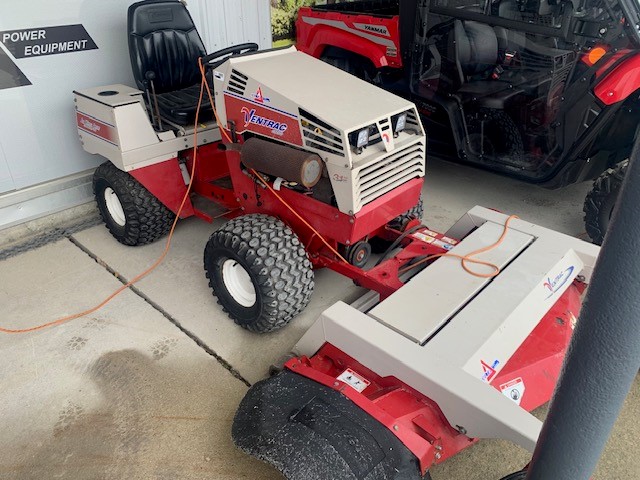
[128,0,213,126]
[452,19,524,108]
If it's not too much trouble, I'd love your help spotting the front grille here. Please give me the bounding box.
[355,141,425,207]
[228,69,247,95]
[299,108,345,157]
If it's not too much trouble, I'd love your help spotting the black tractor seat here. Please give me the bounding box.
[128,0,213,126]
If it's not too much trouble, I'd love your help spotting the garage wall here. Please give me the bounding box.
[0,0,271,228]
[189,0,272,52]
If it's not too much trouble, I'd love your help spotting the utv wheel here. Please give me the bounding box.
[93,161,175,246]
[203,214,315,333]
[466,109,524,166]
[584,159,628,245]
[320,48,378,83]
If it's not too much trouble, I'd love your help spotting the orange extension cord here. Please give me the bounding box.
[399,215,519,277]
[1,57,515,334]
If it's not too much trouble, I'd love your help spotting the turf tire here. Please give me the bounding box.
[203,214,314,333]
[583,159,628,245]
[93,161,175,246]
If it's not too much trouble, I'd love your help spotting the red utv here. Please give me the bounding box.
[297,0,640,244]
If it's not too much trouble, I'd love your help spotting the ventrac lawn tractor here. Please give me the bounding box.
[74,1,599,478]
[296,0,640,244]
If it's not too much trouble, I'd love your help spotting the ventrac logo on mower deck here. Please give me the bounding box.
[241,107,288,136]
[543,266,575,299]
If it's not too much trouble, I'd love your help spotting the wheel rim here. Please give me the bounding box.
[222,259,256,307]
[104,187,126,227]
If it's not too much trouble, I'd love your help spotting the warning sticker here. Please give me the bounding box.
[433,239,454,251]
[337,368,370,393]
[413,232,435,244]
[422,229,439,237]
[500,377,525,405]
[441,236,458,245]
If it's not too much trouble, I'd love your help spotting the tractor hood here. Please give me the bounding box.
[221,47,415,133]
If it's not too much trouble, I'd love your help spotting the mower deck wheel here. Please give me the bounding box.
[203,214,314,333]
[583,159,628,245]
[93,162,175,246]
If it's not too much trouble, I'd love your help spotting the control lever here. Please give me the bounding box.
[145,71,163,131]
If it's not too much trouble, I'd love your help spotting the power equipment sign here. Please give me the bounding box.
[0,24,97,91]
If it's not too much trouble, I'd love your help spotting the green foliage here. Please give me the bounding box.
[271,0,318,40]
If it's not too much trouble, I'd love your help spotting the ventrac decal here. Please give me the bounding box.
[543,266,575,299]
[241,107,287,133]
[224,92,302,145]
[76,112,117,146]
[481,359,500,383]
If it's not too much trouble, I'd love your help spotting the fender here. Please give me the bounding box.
[594,52,640,105]
[129,158,195,218]
[296,10,402,69]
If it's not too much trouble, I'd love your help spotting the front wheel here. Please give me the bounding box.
[203,214,314,333]
[93,162,175,246]
[583,159,628,245]
[466,109,524,168]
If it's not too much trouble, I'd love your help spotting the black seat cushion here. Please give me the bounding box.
[457,80,523,108]
[128,0,212,126]
[455,19,499,76]
[155,83,213,125]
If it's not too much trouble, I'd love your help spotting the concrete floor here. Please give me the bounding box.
[0,158,638,479]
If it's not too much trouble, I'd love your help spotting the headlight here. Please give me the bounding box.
[393,113,407,133]
[349,127,370,150]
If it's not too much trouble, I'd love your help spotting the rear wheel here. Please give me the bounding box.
[93,162,175,246]
[203,214,314,333]
[320,47,378,83]
[583,159,628,245]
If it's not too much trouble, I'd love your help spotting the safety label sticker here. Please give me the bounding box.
[413,232,435,244]
[500,377,525,405]
[337,368,370,393]
[433,239,454,251]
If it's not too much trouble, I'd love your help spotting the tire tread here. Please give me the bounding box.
[204,214,314,333]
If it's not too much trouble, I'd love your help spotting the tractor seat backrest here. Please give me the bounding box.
[454,19,499,77]
[128,0,207,93]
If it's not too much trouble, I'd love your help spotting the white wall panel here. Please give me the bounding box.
[190,0,272,51]
[0,0,271,203]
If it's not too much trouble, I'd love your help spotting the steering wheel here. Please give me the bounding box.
[202,43,259,70]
